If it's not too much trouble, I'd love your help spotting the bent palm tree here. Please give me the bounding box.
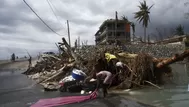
[134,0,154,42]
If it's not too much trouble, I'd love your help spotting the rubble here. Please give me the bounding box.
[22,37,189,91]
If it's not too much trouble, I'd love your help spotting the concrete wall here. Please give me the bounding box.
[122,43,185,58]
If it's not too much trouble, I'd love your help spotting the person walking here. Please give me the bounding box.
[28,56,32,68]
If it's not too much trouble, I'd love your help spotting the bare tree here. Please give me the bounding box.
[82,40,88,46]
[74,39,77,49]
[156,28,164,40]
[154,27,175,40]
[149,33,158,41]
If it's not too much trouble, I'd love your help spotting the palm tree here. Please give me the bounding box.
[134,0,154,42]
[175,24,184,36]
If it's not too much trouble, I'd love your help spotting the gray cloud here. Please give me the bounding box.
[0,0,63,34]
[0,26,15,34]
[0,0,189,59]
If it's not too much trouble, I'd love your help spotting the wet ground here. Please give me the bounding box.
[116,63,189,107]
[1,63,189,107]
[0,70,153,107]
[0,58,38,71]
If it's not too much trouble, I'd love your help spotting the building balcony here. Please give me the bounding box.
[95,28,108,40]
[96,29,126,39]
[107,36,130,41]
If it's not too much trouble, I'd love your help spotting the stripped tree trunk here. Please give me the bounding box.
[144,27,146,43]
[156,50,189,68]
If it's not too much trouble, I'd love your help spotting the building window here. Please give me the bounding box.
[117,33,121,37]
[117,24,120,28]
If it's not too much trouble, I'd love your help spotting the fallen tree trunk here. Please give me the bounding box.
[156,50,189,68]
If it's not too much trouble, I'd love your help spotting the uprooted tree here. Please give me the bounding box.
[23,37,189,90]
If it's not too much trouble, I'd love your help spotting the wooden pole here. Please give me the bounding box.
[115,11,118,44]
[67,20,71,47]
[78,36,80,48]
[55,43,61,54]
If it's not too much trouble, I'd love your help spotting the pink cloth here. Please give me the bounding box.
[96,71,112,84]
[31,90,97,107]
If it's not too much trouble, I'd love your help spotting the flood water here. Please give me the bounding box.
[0,63,189,107]
[117,63,189,107]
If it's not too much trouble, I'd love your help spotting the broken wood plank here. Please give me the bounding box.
[62,38,77,60]
[42,54,61,61]
[38,65,66,83]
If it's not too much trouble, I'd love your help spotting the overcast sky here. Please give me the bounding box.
[0,0,189,60]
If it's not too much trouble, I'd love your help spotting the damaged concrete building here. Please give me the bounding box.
[95,19,131,45]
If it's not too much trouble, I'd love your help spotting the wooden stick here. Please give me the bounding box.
[124,64,137,77]
[38,65,66,83]
[128,80,147,87]
[144,80,162,90]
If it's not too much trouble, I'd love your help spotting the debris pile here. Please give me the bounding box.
[23,37,189,91]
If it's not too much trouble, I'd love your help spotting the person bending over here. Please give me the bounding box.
[96,70,112,97]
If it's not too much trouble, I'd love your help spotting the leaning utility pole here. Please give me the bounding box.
[115,11,118,44]
[78,36,80,48]
[66,20,71,47]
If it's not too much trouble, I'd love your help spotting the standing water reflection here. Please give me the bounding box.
[118,63,189,107]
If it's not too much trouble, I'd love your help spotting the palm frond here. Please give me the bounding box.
[139,16,144,23]
[148,4,154,10]
[134,0,153,28]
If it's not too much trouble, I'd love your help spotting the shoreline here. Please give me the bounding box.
[0,58,38,71]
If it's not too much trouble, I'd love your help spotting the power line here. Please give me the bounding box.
[23,0,63,36]
[46,0,62,27]
[47,0,66,31]
[46,0,59,20]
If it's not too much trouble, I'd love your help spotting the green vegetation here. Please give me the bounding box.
[175,24,184,36]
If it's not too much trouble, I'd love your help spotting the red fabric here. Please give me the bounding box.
[59,82,64,86]
[31,90,97,107]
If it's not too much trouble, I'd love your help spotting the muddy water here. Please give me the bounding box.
[0,63,188,107]
[116,63,189,107]
[0,70,153,107]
